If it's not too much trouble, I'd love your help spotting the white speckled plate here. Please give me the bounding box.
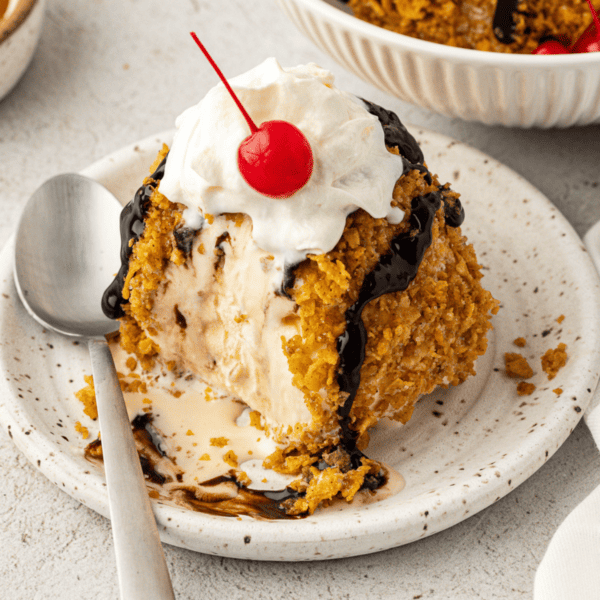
[2,129,600,561]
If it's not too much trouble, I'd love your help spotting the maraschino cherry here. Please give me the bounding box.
[571,0,600,53]
[190,32,313,199]
[532,39,569,54]
[532,0,600,54]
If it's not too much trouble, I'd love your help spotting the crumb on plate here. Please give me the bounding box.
[541,343,568,380]
[516,382,536,396]
[505,352,534,379]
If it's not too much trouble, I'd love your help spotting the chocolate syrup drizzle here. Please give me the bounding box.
[337,191,441,452]
[102,156,169,320]
[98,101,464,514]
[493,0,520,44]
[324,101,464,490]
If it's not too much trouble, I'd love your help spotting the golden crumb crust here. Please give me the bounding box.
[274,162,499,491]
[348,0,594,53]
[117,145,183,370]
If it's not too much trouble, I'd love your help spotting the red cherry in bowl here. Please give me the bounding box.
[238,120,313,198]
[571,23,600,52]
[190,32,314,199]
[532,39,570,54]
[571,0,600,53]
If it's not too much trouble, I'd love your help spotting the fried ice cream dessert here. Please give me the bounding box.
[97,59,498,516]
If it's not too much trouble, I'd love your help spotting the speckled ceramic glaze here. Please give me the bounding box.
[0,0,46,101]
[276,0,600,128]
[1,129,600,561]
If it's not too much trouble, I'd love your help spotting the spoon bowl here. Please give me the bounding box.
[13,173,175,600]
[14,173,121,338]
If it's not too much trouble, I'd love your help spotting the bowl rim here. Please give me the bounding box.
[0,0,39,45]
[292,0,600,66]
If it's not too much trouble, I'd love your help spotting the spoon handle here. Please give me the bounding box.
[88,338,176,600]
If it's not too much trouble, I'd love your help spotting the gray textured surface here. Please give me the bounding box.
[1,0,599,598]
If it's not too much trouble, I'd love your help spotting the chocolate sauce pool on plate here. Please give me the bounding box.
[98,102,464,515]
[86,414,299,520]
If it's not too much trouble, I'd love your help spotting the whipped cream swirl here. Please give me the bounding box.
[159,58,405,286]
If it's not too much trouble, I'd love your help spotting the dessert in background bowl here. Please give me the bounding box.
[275,0,600,127]
[345,0,597,54]
[90,55,498,517]
[0,0,46,101]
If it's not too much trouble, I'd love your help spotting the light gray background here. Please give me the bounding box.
[1,0,599,598]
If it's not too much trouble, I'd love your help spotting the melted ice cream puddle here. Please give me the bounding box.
[109,340,296,493]
[83,339,405,517]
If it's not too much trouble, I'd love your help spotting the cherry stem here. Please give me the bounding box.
[586,0,600,35]
[190,32,258,134]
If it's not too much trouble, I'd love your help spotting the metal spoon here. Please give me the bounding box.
[13,173,175,600]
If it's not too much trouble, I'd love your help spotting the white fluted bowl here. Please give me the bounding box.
[276,0,600,128]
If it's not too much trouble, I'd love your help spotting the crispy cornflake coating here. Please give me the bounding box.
[282,165,498,470]
[348,0,593,53]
